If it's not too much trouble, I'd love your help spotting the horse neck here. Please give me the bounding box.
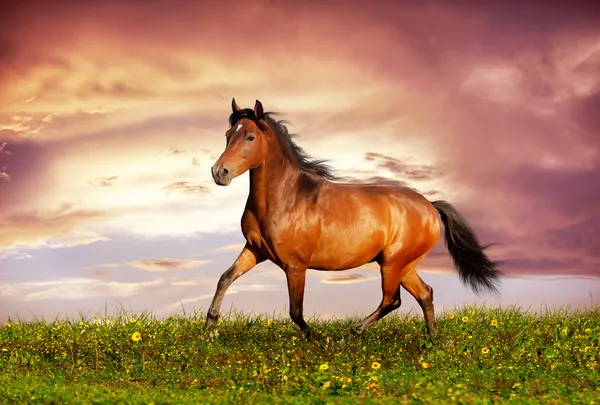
[247,147,300,219]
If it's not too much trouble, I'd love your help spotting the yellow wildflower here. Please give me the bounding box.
[371,361,381,370]
[421,362,431,369]
[491,320,498,327]
[448,313,455,319]
[129,318,136,324]
[322,381,331,389]
[482,347,490,355]
[131,331,142,342]
[462,316,469,323]
[319,362,329,372]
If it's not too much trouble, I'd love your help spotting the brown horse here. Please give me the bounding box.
[206,99,501,338]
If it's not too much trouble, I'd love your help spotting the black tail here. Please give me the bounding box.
[432,200,502,295]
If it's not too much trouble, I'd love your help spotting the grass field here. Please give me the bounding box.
[1,305,598,404]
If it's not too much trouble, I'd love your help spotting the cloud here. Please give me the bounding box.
[345,176,413,189]
[128,258,211,272]
[163,181,210,195]
[87,258,212,273]
[0,205,109,250]
[0,249,22,259]
[216,243,246,252]
[0,277,164,302]
[170,280,203,286]
[364,153,442,181]
[343,176,442,200]
[88,176,118,187]
[91,270,105,278]
[166,147,185,155]
[0,235,108,260]
[12,254,32,260]
[91,262,122,269]
[321,274,378,285]
[48,235,110,249]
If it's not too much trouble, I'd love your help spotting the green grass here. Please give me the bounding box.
[1,305,599,404]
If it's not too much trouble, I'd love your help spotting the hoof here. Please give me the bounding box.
[303,328,322,342]
[207,329,219,340]
[340,330,360,346]
[350,325,363,336]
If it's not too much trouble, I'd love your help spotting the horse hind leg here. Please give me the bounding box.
[401,268,436,337]
[350,261,411,336]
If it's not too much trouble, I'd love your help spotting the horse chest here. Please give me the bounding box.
[241,213,282,258]
[260,219,294,256]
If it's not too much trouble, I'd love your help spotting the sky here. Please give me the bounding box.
[1,0,599,323]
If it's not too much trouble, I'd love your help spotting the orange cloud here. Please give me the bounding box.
[216,243,246,252]
[321,274,378,285]
[0,204,109,250]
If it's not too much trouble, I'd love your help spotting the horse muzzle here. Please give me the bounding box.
[211,165,233,186]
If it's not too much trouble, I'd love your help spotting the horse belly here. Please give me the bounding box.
[308,227,385,270]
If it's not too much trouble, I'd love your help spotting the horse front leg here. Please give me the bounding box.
[285,264,318,340]
[205,244,264,330]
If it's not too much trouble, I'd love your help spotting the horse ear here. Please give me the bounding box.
[232,98,241,112]
[254,100,264,120]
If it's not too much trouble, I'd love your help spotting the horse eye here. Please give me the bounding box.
[246,135,255,141]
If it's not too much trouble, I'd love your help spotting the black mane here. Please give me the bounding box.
[228,109,342,181]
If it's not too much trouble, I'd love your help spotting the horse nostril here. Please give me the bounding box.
[222,167,229,175]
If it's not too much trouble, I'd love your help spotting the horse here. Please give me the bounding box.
[205,98,501,339]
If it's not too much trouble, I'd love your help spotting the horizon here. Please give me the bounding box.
[1,0,599,323]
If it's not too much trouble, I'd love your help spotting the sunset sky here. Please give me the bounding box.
[1,0,599,323]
